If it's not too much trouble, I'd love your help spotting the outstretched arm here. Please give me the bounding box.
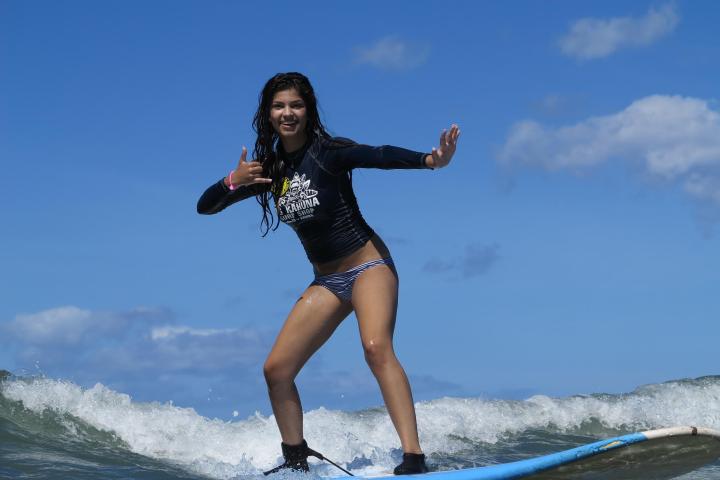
[322,124,461,174]
[425,124,460,169]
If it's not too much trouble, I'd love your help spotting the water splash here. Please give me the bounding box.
[2,375,719,479]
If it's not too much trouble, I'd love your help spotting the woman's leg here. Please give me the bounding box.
[351,263,422,454]
[264,285,353,445]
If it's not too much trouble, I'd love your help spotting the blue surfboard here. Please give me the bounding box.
[352,426,720,480]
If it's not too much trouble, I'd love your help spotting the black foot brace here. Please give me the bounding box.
[263,439,354,476]
[393,453,429,475]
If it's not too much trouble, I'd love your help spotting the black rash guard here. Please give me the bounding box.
[197,134,431,263]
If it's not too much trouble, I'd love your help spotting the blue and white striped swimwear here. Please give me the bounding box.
[311,257,395,302]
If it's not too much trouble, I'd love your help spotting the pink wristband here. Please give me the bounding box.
[227,170,239,191]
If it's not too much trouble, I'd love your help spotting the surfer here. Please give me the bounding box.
[197,72,460,475]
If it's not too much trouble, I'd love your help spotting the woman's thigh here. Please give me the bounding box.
[351,263,399,346]
[265,284,354,379]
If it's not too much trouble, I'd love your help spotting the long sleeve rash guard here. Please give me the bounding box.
[197,134,431,263]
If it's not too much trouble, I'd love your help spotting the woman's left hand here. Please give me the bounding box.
[428,124,460,169]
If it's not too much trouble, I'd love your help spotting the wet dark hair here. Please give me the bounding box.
[252,72,330,236]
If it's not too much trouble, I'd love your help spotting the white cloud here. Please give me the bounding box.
[2,306,169,346]
[1,305,465,416]
[151,325,235,340]
[5,306,94,345]
[1,305,275,415]
[354,36,429,70]
[136,324,269,373]
[1,305,267,374]
[685,174,720,204]
[559,4,679,59]
[498,95,720,205]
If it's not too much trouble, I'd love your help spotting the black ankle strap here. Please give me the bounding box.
[270,440,354,477]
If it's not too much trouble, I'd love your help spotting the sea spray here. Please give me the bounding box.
[2,374,719,479]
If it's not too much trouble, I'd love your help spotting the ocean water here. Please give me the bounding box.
[1,374,719,479]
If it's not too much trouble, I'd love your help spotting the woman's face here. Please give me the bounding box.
[269,88,308,148]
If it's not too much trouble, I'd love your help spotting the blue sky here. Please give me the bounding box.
[2,0,719,420]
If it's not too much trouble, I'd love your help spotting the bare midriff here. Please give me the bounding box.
[312,233,391,276]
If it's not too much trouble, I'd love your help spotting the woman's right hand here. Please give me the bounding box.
[226,146,273,187]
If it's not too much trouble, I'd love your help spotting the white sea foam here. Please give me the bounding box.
[3,376,719,479]
[417,378,720,452]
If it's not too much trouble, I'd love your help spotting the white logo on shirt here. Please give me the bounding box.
[278,172,320,223]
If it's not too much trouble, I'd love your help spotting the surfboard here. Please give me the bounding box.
[354,426,720,480]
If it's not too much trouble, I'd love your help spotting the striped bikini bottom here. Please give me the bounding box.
[311,257,395,302]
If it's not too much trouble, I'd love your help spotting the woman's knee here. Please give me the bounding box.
[263,357,296,387]
[362,338,395,370]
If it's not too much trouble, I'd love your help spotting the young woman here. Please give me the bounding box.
[197,72,460,475]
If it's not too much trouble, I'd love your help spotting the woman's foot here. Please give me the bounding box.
[393,452,428,475]
[263,440,311,475]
